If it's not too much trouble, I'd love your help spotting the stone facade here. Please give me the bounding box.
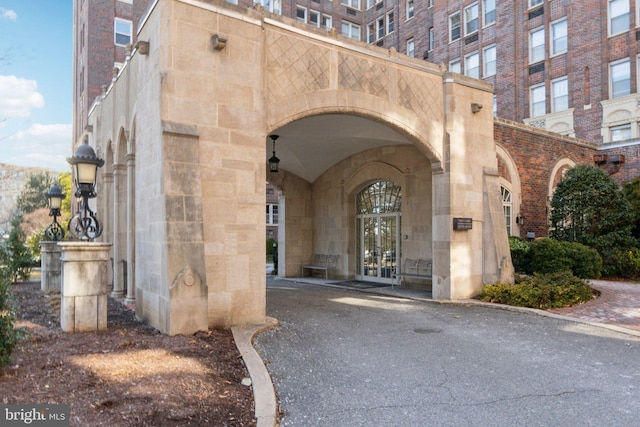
[86,0,512,334]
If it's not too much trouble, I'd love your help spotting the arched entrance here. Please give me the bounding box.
[356,180,401,283]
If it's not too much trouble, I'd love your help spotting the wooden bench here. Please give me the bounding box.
[301,254,338,280]
[392,258,432,288]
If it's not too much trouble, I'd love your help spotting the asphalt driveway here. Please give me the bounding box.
[254,278,640,427]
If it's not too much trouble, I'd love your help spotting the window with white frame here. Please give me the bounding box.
[611,124,631,141]
[493,95,497,116]
[450,12,461,41]
[429,27,435,51]
[367,0,374,9]
[551,18,567,55]
[407,0,414,19]
[341,0,360,9]
[322,15,332,29]
[387,12,394,34]
[226,0,238,4]
[449,58,461,73]
[296,6,307,21]
[530,84,546,117]
[368,23,376,43]
[529,0,543,7]
[114,18,132,46]
[610,58,630,98]
[483,44,496,77]
[342,21,361,40]
[406,38,415,57]
[377,17,385,39]
[483,0,496,26]
[529,26,545,63]
[429,0,433,7]
[501,186,512,236]
[464,3,479,35]
[465,51,480,79]
[552,76,568,112]
[255,0,281,14]
[309,10,320,26]
[609,0,629,36]
[266,204,279,225]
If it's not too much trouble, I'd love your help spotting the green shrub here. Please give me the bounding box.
[527,238,601,279]
[603,247,640,278]
[509,236,530,274]
[266,238,276,256]
[479,271,595,309]
[0,273,26,368]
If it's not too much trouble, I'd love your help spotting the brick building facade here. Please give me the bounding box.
[73,0,640,242]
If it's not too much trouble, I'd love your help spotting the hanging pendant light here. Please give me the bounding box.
[268,134,280,173]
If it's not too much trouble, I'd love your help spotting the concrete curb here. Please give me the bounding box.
[231,317,279,427]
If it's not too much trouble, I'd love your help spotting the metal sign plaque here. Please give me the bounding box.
[453,217,473,231]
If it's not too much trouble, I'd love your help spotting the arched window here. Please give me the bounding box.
[356,180,402,214]
[501,185,512,235]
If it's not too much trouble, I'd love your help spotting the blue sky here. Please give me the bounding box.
[0,0,72,172]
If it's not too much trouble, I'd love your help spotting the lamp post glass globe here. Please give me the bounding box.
[66,141,105,240]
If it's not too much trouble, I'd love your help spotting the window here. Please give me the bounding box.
[609,0,629,36]
[341,0,360,9]
[483,45,496,77]
[296,6,307,21]
[501,186,512,236]
[449,12,461,42]
[449,58,461,73]
[551,18,567,55]
[428,27,435,51]
[366,0,374,9]
[530,84,546,117]
[464,3,479,35]
[465,51,480,78]
[342,21,361,40]
[266,205,279,225]
[611,124,631,141]
[368,23,375,43]
[529,27,545,63]
[387,12,394,34]
[429,0,433,7]
[322,15,332,30]
[406,38,415,57]
[406,0,414,19]
[309,10,320,26]
[483,0,496,26]
[529,0,543,7]
[255,0,281,14]
[552,76,568,112]
[377,17,385,39]
[610,58,630,98]
[493,95,497,116]
[114,18,132,46]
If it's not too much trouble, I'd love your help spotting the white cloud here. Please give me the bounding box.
[2,123,72,171]
[0,8,17,21]
[0,75,45,118]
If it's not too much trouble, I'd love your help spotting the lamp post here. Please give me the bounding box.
[44,184,65,241]
[67,140,105,241]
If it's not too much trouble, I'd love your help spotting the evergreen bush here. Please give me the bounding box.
[527,238,601,279]
[0,272,26,368]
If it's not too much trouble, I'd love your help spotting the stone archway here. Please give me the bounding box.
[86,0,512,334]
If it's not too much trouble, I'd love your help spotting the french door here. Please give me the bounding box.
[355,181,402,284]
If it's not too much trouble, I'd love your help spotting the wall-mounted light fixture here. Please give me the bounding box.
[135,40,150,55]
[44,184,65,241]
[211,34,227,51]
[516,213,524,225]
[471,103,483,113]
[268,135,280,173]
[67,139,105,240]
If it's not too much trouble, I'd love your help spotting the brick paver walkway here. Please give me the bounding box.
[548,280,640,332]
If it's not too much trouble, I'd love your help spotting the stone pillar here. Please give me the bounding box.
[40,241,62,292]
[59,242,112,332]
[124,152,136,305]
[111,163,126,298]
